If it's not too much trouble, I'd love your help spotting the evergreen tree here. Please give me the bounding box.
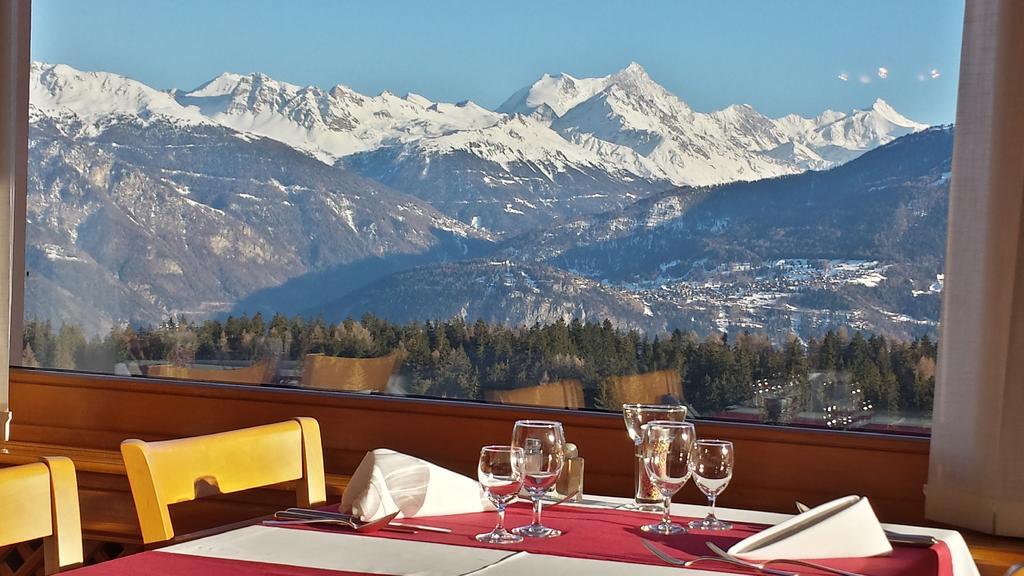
[54,324,86,370]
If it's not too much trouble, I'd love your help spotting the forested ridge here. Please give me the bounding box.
[22,313,936,421]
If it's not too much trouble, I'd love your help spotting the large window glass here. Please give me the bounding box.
[22,0,963,432]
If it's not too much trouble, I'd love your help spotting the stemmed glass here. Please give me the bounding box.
[511,420,565,538]
[640,420,696,535]
[623,404,687,510]
[476,445,525,544]
[688,439,735,531]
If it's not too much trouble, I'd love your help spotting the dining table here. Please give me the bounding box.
[63,496,979,576]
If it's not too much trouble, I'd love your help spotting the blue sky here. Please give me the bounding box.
[32,0,964,125]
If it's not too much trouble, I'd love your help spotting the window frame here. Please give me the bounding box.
[8,365,933,524]
[1,0,943,440]
[0,0,29,431]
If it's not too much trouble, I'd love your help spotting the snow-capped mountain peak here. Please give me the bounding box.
[172,70,502,161]
[404,92,433,107]
[497,72,611,118]
[608,61,655,87]
[869,98,924,129]
[30,62,209,127]
[185,72,251,98]
[795,98,930,164]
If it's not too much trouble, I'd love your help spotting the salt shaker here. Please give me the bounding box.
[556,442,584,501]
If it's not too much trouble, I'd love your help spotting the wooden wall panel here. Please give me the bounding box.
[7,368,930,525]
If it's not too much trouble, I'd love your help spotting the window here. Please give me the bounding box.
[21,0,964,433]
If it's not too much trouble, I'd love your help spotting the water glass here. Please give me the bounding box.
[688,439,734,530]
[640,420,696,535]
[476,445,525,544]
[623,403,687,510]
[511,420,565,538]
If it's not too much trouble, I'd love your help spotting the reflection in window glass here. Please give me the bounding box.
[23,0,962,432]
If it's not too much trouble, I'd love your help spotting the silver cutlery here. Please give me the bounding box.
[263,517,418,534]
[641,540,798,576]
[268,509,402,533]
[794,502,937,547]
[280,507,360,521]
[707,541,868,576]
[275,508,452,534]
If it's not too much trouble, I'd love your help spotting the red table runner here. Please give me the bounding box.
[63,551,386,576]
[62,504,955,576]
[305,503,955,576]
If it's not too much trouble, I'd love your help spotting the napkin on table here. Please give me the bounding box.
[340,448,494,521]
[728,495,893,560]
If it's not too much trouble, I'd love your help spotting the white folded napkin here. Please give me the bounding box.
[728,495,893,560]
[339,448,494,521]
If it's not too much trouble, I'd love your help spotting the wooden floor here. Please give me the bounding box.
[965,532,1024,576]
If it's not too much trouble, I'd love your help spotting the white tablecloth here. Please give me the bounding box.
[162,496,980,576]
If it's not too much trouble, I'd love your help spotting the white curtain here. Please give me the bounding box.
[926,0,1024,537]
[0,0,29,443]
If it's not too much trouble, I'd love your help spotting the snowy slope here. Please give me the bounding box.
[175,72,502,161]
[410,113,661,180]
[341,113,669,235]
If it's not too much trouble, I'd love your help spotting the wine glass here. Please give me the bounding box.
[640,420,696,535]
[510,420,565,538]
[476,445,525,544]
[688,439,735,530]
[623,404,687,510]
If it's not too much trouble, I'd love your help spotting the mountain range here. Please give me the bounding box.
[317,127,953,338]
[30,62,926,235]
[25,61,941,341]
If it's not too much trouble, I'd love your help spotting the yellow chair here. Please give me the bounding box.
[485,379,586,409]
[601,369,684,408]
[299,351,404,392]
[120,417,327,544]
[145,358,277,385]
[0,457,83,574]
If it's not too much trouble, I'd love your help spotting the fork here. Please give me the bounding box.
[641,540,798,576]
[707,542,869,576]
[265,510,402,533]
[262,517,418,533]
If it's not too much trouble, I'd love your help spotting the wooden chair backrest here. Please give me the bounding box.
[300,351,404,393]
[485,379,586,409]
[146,358,277,385]
[602,369,684,409]
[120,417,326,544]
[0,457,83,574]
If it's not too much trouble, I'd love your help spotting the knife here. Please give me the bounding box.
[794,501,938,547]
